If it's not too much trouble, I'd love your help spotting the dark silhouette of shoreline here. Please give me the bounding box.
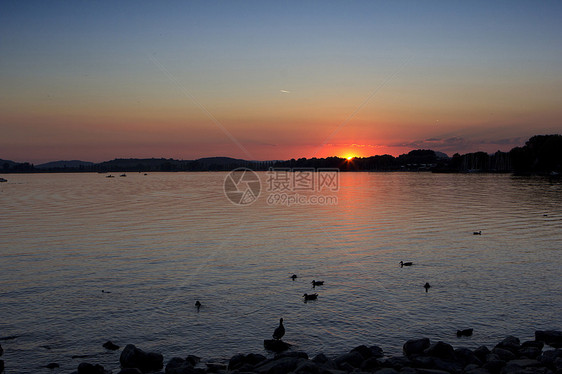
[1,134,561,175]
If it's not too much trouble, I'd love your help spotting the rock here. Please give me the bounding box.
[103,341,120,351]
[454,347,482,366]
[381,356,413,370]
[166,357,195,374]
[119,344,164,372]
[536,331,562,348]
[334,351,364,368]
[294,360,320,374]
[415,369,450,374]
[44,363,60,369]
[399,367,418,374]
[465,368,490,374]
[117,369,143,374]
[77,362,110,374]
[312,353,330,364]
[253,356,303,374]
[0,360,4,373]
[0,344,3,356]
[351,344,375,359]
[474,346,491,362]
[228,354,247,370]
[424,341,456,360]
[518,346,542,359]
[276,351,308,360]
[263,339,291,352]
[483,359,506,374]
[312,353,338,371]
[374,368,399,374]
[185,355,200,367]
[507,359,542,368]
[496,336,521,353]
[205,362,226,372]
[492,347,517,361]
[522,341,544,350]
[539,349,562,368]
[248,353,267,364]
[361,357,381,372]
[429,358,464,373]
[403,338,431,356]
[371,345,385,358]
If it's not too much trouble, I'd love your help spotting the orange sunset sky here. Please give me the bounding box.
[1,1,562,163]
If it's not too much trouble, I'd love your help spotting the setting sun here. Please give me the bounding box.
[346,156,354,161]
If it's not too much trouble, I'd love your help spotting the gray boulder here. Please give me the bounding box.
[403,338,431,356]
[334,351,364,368]
[425,341,455,360]
[496,336,521,353]
[492,347,517,361]
[253,356,304,374]
[120,344,163,372]
[117,369,143,374]
[165,357,196,374]
[77,362,110,374]
[454,347,482,366]
[536,331,562,348]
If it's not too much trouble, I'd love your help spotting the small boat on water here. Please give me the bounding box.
[106,175,115,178]
[120,174,127,177]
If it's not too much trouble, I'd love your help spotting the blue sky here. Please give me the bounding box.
[2,1,562,162]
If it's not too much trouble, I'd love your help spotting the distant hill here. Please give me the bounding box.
[36,160,94,169]
[1,159,18,167]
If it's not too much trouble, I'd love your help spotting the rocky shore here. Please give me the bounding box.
[2,330,562,374]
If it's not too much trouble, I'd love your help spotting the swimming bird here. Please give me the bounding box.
[195,301,201,309]
[311,280,324,287]
[473,231,482,235]
[303,293,318,301]
[400,261,413,267]
[290,274,297,281]
[424,282,431,292]
[273,318,285,340]
[456,328,473,337]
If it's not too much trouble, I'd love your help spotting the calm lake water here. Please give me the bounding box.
[0,172,561,373]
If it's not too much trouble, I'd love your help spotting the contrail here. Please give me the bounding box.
[312,56,411,157]
[148,53,253,159]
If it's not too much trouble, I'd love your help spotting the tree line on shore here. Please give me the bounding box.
[1,134,561,174]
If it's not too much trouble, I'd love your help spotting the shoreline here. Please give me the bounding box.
[2,330,560,374]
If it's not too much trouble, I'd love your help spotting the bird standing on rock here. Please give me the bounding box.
[424,282,431,292]
[273,318,285,340]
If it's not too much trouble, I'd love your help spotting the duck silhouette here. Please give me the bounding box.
[424,282,431,292]
[399,261,413,267]
[272,318,285,340]
[303,293,318,301]
[311,280,324,287]
[290,274,297,281]
[473,231,482,235]
[195,300,201,310]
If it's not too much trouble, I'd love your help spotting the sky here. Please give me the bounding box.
[1,1,562,163]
